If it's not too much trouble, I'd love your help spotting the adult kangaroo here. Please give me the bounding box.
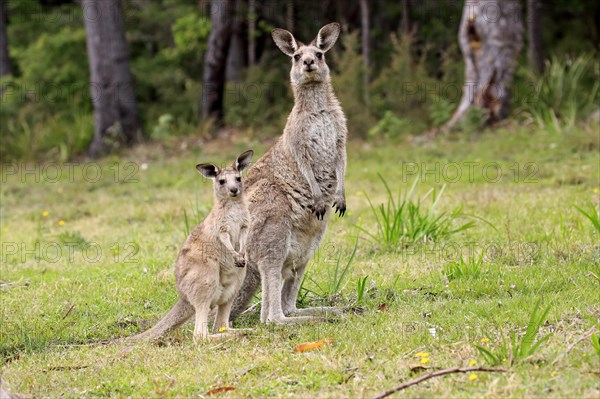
[231,23,348,323]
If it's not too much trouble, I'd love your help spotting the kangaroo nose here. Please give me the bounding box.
[230,188,238,194]
[304,58,315,66]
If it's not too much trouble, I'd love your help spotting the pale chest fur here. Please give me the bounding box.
[218,207,248,250]
[289,109,341,186]
[176,201,248,305]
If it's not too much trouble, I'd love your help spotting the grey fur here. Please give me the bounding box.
[128,150,253,342]
[231,23,348,324]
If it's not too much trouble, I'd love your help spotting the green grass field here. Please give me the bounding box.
[1,122,599,398]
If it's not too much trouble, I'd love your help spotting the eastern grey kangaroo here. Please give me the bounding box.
[129,150,253,342]
[231,23,348,324]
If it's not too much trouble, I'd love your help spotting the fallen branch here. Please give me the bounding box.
[567,327,597,353]
[552,326,598,365]
[42,365,89,372]
[373,366,506,399]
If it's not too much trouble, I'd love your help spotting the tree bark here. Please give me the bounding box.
[401,0,410,36]
[527,0,544,74]
[201,0,234,130]
[446,0,524,129]
[0,0,12,77]
[286,0,294,32]
[82,0,143,158]
[226,0,246,82]
[247,0,256,66]
[359,0,370,108]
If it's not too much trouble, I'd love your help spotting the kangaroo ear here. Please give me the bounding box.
[234,150,254,172]
[196,163,219,179]
[272,28,299,56]
[313,22,340,52]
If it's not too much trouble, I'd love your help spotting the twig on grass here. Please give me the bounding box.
[61,303,75,320]
[240,301,260,315]
[585,271,599,282]
[42,365,90,372]
[373,366,506,399]
[567,327,597,353]
[552,326,598,365]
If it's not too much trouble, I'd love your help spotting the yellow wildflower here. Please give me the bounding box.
[42,211,49,217]
[420,357,430,364]
[551,370,558,377]
[415,352,429,358]
[58,220,65,226]
[469,373,478,381]
[480,338,489,343]
[593,188,599,193]
[469,360,476,367]
[218,327,228,332]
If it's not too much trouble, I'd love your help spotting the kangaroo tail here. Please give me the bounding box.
[126,299,194,341]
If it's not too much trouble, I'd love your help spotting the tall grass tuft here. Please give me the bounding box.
[476,300,552,366]
[575,203,600,234]
[300,237,359,304]
[181,194,208,238]
[522,54,599,132]
[443,255,483,281]
[356,175,475,250]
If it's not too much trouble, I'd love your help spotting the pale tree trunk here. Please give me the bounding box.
[0,0,12,77]
[202,0,234,130]
[446,0,524,129]
[527,0,544,74]
[83,0,143,158]
[401,0,410,36]
[359,0,370,108]
[248,0,256,66]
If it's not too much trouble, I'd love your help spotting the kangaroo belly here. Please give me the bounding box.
[213,266,246,307]
[306,116,339,200]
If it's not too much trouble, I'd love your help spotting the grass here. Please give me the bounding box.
[575,203,600,234]
[522,54,599,134]
[1,121,599,397]
[356,175,475,250]
[443,255,484,281]
[475,300,553,366]
[300,236,359,304]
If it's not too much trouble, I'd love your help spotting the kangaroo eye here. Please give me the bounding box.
[219,179,225,185]
[235,177,241,182]
[294,54,301,62]
[316,52,323,59]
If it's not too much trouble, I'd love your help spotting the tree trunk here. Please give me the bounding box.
[359,0,370,108]
[82,0,143,158]
[401,0,410,36]
[446,0,523,129]
[0,0,12,77]
[226,0,246,82]
[286,0,294,32]
[248,0,256,66]
[201,0,234,131]
[527,0,544,74]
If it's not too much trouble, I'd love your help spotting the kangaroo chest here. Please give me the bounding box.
[217,210,248,252]
[305,111,338,154]
[304,111,340,193]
